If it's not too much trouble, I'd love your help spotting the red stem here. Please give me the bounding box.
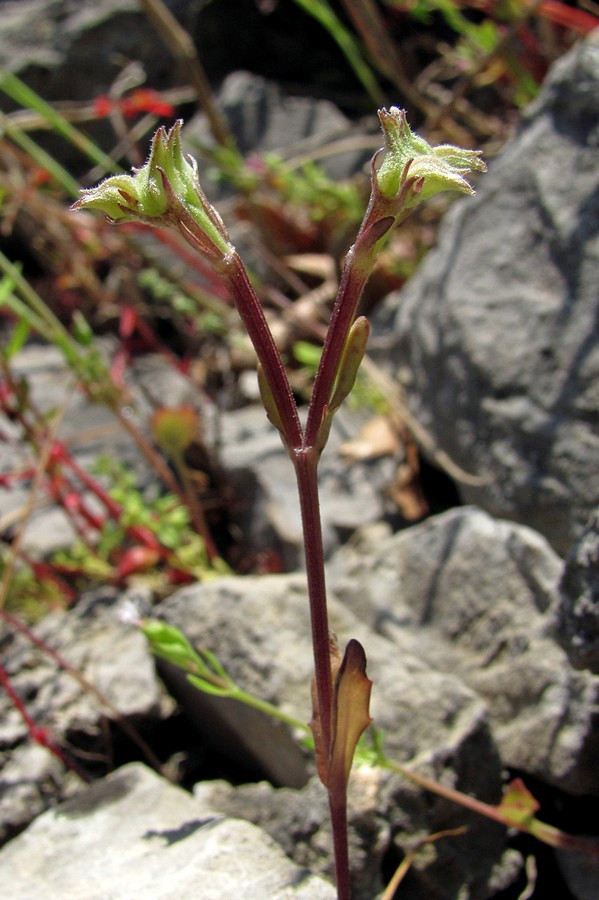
[1,608,166,775]
[218,251,303,450]
[0,660,90,781]
[293,449,333,754]
[329,793,351,900]
[304,245,369,450]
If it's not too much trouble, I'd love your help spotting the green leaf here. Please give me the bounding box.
[496,777,539,827]
[328,316,370,413]
[4,317,30,359]
[141,619,204,671]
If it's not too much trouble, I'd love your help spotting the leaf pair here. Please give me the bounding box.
[310,636,372,793]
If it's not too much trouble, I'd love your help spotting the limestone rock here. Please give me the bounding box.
[156,571,509,898]
[219,404,395,568]
[0,762,336,899]
[328,506,599,795]
[0,587,165,842]
[375,32,599,554]
[554,507,599,673]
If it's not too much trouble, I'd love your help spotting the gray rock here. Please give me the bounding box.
[219,404,396,567]
[0,586,166,841]
[156,571,510,898]
[554,507,599,672]
[374,31,599,555]
[0,343,195,555]
[555,842,599,900]
[328,506,599,795]
[0,761,336,899]
[194,772,391,900]
[183,70,368,180]
[0,0,198,101]
[0,743,77,846]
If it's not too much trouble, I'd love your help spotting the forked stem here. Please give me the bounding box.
[72,109,486,900]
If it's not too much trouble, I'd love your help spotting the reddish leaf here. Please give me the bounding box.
[116,545,161,580]
[497,778,540,826]
[327,639,373,795]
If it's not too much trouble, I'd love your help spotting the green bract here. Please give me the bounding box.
[72,120,231,259]
[376,106,486,204]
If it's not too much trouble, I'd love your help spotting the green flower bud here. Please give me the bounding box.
[72,120,231,259]
[376,106,486,205]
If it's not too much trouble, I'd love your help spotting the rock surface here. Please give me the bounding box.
[156,571,512,898]
[0,586,166,843]
[554,507,599,673]
[0,762,336,899]
[0,0,198,100]
[374,31,599,555]
[219,404,396,568]
[183,69,368,179]
[328,506,599,796]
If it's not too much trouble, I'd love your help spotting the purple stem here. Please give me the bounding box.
[303,245,370,450]
[217,251,303,450]
[293,449,333,754]
[329,793,351,900]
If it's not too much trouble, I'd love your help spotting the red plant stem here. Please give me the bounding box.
[0,660,90,781]
[385,758,599,856]
[1,608,166,776]
[52,443,122,519]
[52,442,163,550]
[46,472,102,550]
[19,550,77,603]
[293,450,333,754]
[218,251,303,450]
[214,246,352,893]
[304,194,412,451]
[303,245,370,450]
[329,793,351,900]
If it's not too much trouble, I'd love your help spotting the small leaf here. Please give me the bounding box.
[150,406,199,460]
[116,545,161,580]
[141,619,204,671]
[257,362,287,443]
[496,778,540,826]
[329,316,370,413]
[327,639,373,794]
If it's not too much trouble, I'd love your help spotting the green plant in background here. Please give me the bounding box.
[74,109,485,899]
[51,456,229,584]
